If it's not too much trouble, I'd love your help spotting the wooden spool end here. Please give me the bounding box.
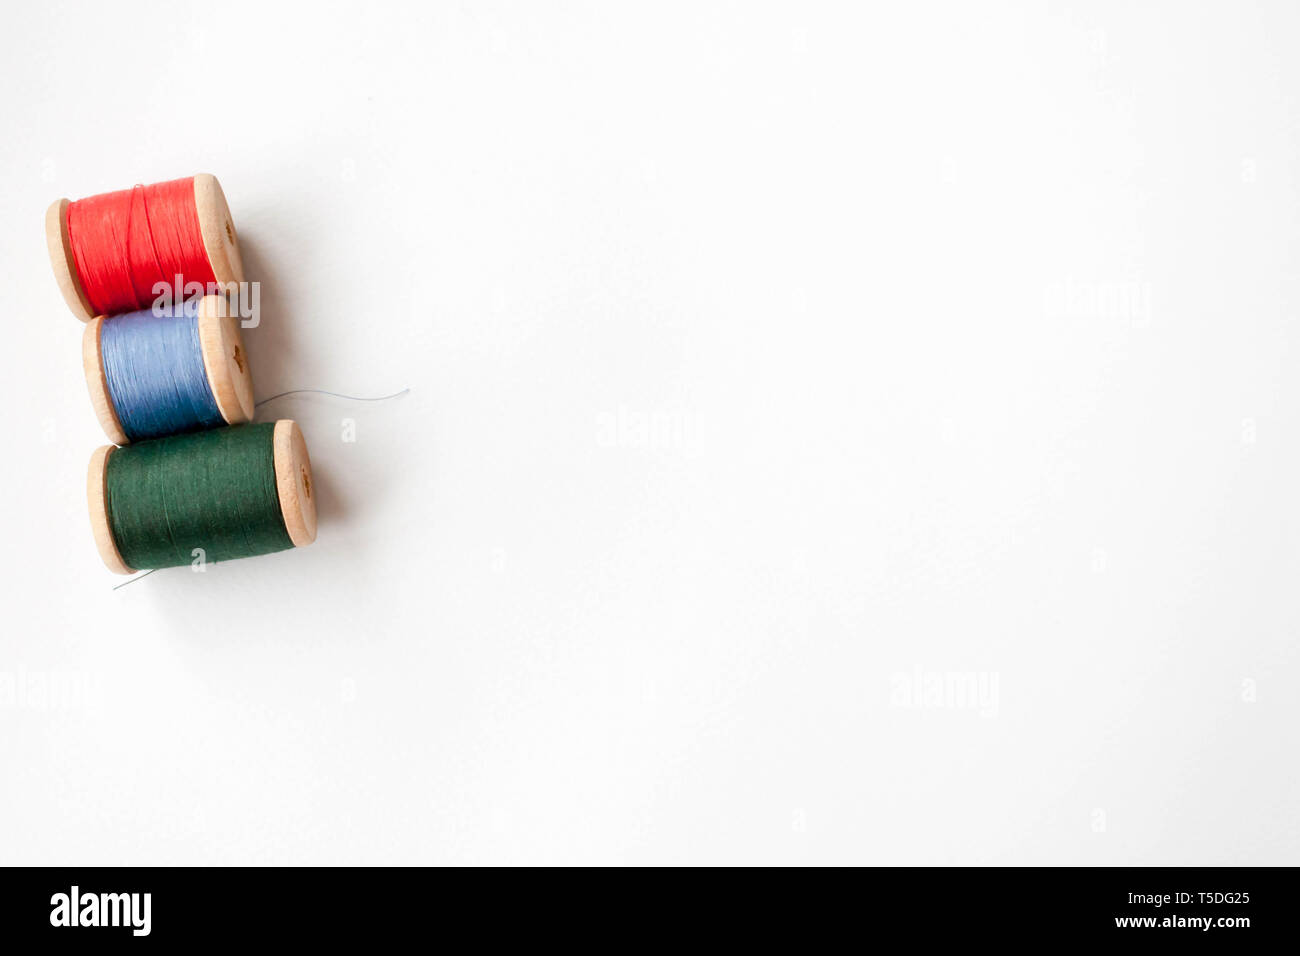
[193,174,244,287]
[81,317,129,445]
[45,198,95,322]
[197,295,255,425]
[87,445,135,575]
[273,420,317,548]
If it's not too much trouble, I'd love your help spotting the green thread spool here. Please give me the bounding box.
[88,420,317,574]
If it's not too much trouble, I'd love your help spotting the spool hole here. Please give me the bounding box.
[225,220,235,245]
[233,344,245,373]
[301,466,312,499]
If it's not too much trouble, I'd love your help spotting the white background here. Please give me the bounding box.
[1,1,1297,865]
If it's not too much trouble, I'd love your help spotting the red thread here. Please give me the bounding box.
[67,177,217,316]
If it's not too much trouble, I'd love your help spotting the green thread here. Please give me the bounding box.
[106,423,293,570]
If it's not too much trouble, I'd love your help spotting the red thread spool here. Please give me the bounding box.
[45,174,244,321]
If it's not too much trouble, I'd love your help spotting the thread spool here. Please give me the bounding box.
[88,420,316,575]
[83,295,254,444]
[46,174,243,322]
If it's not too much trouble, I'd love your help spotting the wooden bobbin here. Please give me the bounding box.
[86,420,317,574]
[46,173,244,322]
[81,295,255,445]
[86,446,134,575]
[274,419,318,548]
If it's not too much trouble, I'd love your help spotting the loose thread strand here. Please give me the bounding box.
[255,387,410,407]
[112,568,158,591]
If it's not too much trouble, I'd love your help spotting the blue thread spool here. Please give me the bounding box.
[83,295,254,444]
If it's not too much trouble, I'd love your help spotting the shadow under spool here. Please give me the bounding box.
[46,173,243,322]
[87,420,317,575]
[83,295,255,444]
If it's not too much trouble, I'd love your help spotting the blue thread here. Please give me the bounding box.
[101,300,224,442]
